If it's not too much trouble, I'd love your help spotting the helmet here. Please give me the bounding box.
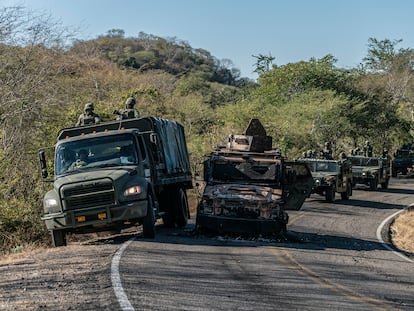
[365,140,370,145]
[84,102,94,111]
[125,97,136,108]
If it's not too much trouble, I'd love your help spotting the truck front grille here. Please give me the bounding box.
[60,179,115,210]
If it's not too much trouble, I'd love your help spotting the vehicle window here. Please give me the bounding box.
[211,160,280,183]
[55,133,139,175]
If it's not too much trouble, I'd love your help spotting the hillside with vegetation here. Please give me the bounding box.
[0,6,413,255]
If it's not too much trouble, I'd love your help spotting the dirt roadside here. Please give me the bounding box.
[0,239,121,311]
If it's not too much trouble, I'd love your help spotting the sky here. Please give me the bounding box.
[1,0,414,80]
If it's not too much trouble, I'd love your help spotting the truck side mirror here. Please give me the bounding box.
[203,160,211,182]
[150,133,157,144]
[38,150,48,178]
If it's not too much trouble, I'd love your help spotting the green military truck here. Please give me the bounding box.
[39,117,193,246]
[196,119,313,234]
[295,158,353,202]
[392,143,414,177]
[349,155,390,190]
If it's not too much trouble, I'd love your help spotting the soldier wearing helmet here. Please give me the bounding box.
[114,97,140,120]
[363,140,373,157]
[75,102,102,127]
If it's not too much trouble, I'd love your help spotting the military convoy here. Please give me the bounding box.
[392,143,414,177]
[295,157,353,202]
[349,155,390,190]
[39,117,193,246]
[39,109,403,243]
[195,119,313,234]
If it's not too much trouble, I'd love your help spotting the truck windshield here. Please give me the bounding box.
[55,133,138,175]
[350,157,379,166]
[306,161,337,173]
[211,160,280,183]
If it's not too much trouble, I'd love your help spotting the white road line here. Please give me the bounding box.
[376,204,414,263]
[111,237,137,311]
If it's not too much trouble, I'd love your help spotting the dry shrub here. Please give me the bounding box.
[0,198,50,255]
[391,210,414,254]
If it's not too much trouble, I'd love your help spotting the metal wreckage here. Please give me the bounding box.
[196,119,313,235]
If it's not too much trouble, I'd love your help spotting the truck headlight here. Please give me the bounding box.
[44,198,58,208]
[124,186,142,196]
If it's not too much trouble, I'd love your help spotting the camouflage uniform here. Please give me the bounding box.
[116,97,140,120]
[323,141,333,159]
[363,140,373,157]
[76,103,102,127]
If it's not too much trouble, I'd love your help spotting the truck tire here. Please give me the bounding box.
[174,188,189,228]
[340,183,351,200]
[142,194,155,238]
[160,189,175,227]
[51,230,66,247]
[325,186,335,202]
[369,177,377,191]
[381,178,389,189]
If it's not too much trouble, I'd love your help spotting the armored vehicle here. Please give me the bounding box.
[196,119,313,234]
[392,143,414,177]
[349,155,390,190]
[295,158,353,202]
[39,117,192,246]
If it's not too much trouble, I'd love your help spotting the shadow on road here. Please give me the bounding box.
[334,198,407,210]
[81,221,413,260]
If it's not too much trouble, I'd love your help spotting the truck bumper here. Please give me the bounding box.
[313,185,333,194]
[196,214,287,234]
[42,200,148,231]
[353,176,374,185]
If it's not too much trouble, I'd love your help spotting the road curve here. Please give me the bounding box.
[0,177,412,310]
[116,177,414,310]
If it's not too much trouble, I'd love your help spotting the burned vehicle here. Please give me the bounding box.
[349,155,390,190]
[196,119,313,234]
[295,158,353,202]
[392,143,414,177]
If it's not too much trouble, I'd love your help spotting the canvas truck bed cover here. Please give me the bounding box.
[57,116,192,179]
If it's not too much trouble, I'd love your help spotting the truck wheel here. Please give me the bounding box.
[174,188,189,228]
[325,187,335,202]
[381,178,389,189]
[369,178,377,191]
[51,230,66,247]
[160,190,175,227]
[143,194,155,238]
[340,187,349,200]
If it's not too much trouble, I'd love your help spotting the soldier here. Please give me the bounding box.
[68,149,89,171]
[75,103,102,127]
[114,97,140,120]
[323,141,333,159]
[363,140,373,157]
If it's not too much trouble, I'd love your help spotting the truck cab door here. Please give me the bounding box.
[282,161,314,210]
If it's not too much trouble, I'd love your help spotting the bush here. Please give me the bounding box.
[0,198,49,255]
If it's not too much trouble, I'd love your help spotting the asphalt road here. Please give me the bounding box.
[0,177,413,310]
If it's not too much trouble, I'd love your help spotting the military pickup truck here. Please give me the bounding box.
[195,119,313,235]
[392,143,414,177]
[295,157,353,202]
[349,155,390,190]
[39,117,192,246]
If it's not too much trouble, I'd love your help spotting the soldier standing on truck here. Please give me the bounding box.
[323,141,334,159]
[114,97,140,120]
[363,140,373,157]
[76,103,102,127]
